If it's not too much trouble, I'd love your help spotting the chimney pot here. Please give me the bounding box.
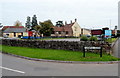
[75,18,77,22]
[65,21,67,25]
[71,20,72,24]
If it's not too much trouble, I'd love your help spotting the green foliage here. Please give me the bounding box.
[39,20,54,36]
[31,15,38,29]
[80,35,88,41]
[105,38,117,43]
[1,45,119,61]
[56,21,64,27]
[89,36,98,41]
[117,30,120,37]
[33,25,41,35]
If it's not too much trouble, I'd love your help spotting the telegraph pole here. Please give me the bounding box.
[110,19,111,30]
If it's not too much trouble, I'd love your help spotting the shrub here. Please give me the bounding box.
[80,35,88,41]
[89,36,98,41]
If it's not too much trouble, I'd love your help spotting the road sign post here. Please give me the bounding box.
[83,46,85,57]
[100,47,102,57]
[83,47,102,57]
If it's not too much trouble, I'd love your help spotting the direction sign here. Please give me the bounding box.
[85,47,101,50]
[105,30,112,38]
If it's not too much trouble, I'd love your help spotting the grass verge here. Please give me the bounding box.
[21,37,79,40]
[105,38,117,43]
[0,45,119,61]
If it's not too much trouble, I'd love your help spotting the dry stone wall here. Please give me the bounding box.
[1,39,111,53]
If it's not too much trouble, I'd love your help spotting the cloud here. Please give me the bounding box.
[1,0,119,29]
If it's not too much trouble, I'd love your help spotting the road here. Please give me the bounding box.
[1,53,118,76]
[48,38,81,41]
[112,38,120,58]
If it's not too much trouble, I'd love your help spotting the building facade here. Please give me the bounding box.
[2,26,27,38]
[51,19,82,37]
[81,28,91,36]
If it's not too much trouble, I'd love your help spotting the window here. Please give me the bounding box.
[58,31,61,34]
[66,31,68,34]
[14,32,16,37]
[51,31,55,34]
[6,34,9,36]
[81,29,83,34]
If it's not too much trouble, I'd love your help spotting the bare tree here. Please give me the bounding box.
[14,20,22,27]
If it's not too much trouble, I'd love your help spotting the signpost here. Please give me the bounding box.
[91,30,103,41]
[91,30,102,35]
[105,30,112,38]
[83,46,102,57]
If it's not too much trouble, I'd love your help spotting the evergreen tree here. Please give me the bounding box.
[25,16,32,30]
[31,15,38,30]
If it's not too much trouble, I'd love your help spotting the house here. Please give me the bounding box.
[51,19,82,37]
[0,23,3,37]
[2,26,27,38]
[0,26,3,37]
[81,28,91,36]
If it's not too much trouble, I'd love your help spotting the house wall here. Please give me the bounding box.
[3,33,14,38]
[0,30,2,37]
[16,33,23,37]
[72,22,81,37]
[3,33,23,38]
[82,29,91,35]
[51,31,73,37]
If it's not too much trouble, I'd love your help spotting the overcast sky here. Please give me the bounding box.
[0,0,119,29]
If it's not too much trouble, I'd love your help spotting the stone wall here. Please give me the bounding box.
[1,39,111,53]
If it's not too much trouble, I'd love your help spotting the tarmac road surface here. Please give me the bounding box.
[0,53,118,76]
[112,38,120,58]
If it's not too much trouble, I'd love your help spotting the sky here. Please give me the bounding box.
[0,0,120,29]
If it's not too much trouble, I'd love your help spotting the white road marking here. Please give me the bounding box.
[0,66,25,74]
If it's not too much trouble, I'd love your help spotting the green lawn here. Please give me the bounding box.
[36,38,69,40]
[21,37,79,40]
[0,45,119,61]
[105,38,117,43]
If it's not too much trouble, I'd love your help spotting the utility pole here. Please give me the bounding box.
[110,19,111,30]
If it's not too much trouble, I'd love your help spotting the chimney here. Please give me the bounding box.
[115,26,117,30]
[75,18,77,22]
[65,21,67,25]
[71,20,72,24]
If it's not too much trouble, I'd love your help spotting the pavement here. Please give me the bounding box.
[112,38,120,58]
[1,53,118,76]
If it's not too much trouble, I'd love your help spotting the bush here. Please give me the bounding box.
[80,35,88,41]
[89,36,98,41]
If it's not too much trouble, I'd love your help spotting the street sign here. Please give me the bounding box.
[91,30,102,35]
[85,47,101,50]
[105,30,112,38]
[83,46,102,57]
